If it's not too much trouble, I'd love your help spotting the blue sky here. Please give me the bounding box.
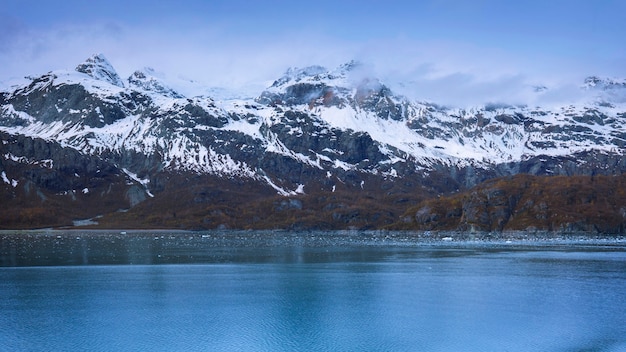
[1,0,625,104]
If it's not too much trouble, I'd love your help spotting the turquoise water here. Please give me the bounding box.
[1,232,626,351]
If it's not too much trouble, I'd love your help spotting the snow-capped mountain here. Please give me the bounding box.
[2,54,626,230]
[75,53,126,88]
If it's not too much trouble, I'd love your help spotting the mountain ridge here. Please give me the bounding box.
[1,54,626,232]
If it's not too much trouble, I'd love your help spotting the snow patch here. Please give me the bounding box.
[1,171,10,184]
[122,168,154,197]
[3,153,54,168]
[261,176,306,196]
[262,175,292,196]
[333,159,355,171]
[223,119,263,139]
[1,171,18,187]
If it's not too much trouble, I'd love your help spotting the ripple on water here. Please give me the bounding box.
[1,232,625,351]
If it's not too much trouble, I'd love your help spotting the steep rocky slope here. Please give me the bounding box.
[394,174,626,234]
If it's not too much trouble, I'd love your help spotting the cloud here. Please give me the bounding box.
[346,39,598,106]
[0,20,621,106]
[0,20,353,90]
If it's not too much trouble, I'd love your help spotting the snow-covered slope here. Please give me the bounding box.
[254,61,626,168]
[2,54,626,196]
[75,53,126,88]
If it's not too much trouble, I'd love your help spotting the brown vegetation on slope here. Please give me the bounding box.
[393,173,626,233]
[5,162,626,233]
[94,172,435,230]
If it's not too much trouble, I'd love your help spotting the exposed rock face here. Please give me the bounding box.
[127,68,184,99]
[75,53,125,88]
[0,131,142,228]
[397,174,626,234]
[6,75,127,128]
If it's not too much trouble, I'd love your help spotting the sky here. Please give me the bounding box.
[1,0,625,105]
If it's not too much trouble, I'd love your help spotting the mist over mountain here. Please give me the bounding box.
[1,54,626,232]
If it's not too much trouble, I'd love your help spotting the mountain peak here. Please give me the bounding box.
[127,67,184,98]
[337,60,363,74]
[582,76,626,90]
[269,61,369,91]
[270,65,329,88]
[75,54,125,88]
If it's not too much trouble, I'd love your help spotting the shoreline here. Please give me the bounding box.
[3,229,625,267]
[1,228,625,244]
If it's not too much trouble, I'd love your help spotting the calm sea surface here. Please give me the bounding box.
[1,231,626,352]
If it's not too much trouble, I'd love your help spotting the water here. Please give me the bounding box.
[1,231,626,351]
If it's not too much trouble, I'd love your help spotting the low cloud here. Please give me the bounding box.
[0,20,621,107]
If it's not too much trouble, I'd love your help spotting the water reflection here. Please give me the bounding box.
[1,231,626,351]
[2,255,626,351]
[3,231,625,267]
[0,231,472,266]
